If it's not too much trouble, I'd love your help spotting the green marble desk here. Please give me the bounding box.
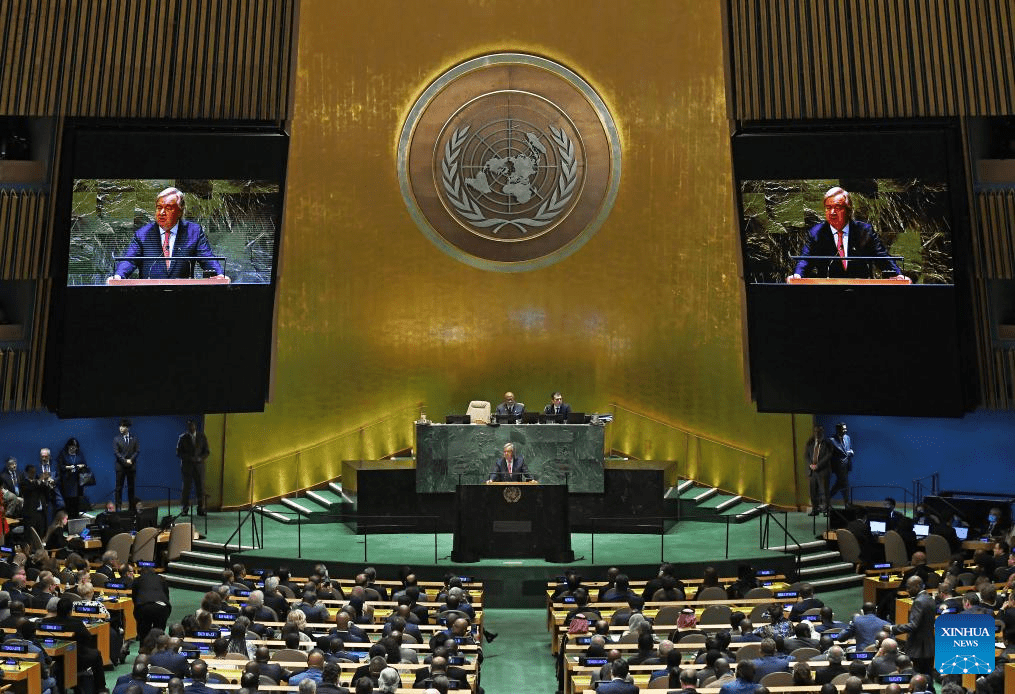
[415,422,605,493]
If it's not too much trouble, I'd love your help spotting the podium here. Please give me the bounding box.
[786,277,911,285]
[105,277,231,286]
[451,483,574,563]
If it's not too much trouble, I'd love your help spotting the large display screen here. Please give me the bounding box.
[741,177,953,285]
[732,124,976,416]
[68,179,279,285]
[45,123,288,417]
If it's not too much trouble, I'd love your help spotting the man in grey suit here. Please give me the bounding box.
[114,418,139,511]
[494,392,524,422]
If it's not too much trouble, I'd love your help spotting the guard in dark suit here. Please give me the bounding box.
[494,391,525,422]
[789,187,907,280]
[176,420,210,515]
[805,425,832,515]
[114,419,139,511]
[487,443,531,482]
[543,391,572,419]
[112,187,224,280]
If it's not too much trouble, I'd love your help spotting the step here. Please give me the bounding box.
[691,487,719,503]
[281,497,327,516]
[254,504,298,524]
[714,496,743,512]
[676,479,695,495]
[163,574,221,591]
[767,539,827,553]
[167,561,225,577]
[797,561,855,578]
[306,489,345,510]
[735,503,771,522]
[329,482,353,502]
[810,573,864,590]
[664,486,682,500]
[797,551,843,565]
[698,492,736,510]
[179,550,229,564]
[193,539,255,553]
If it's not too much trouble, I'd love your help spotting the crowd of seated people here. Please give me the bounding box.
[550,560,1015,694]
[111,562,492,694]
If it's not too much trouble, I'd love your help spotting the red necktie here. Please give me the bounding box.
[507,461,513,475]
[836,231,846,269]
[163,231,172,270]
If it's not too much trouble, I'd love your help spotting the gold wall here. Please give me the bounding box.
[208,0,807,508]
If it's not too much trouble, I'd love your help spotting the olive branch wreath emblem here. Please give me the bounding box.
[441,124,578,234]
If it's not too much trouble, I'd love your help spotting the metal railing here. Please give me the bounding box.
[225,509,440,563]
[758,509,805,581]
[588,514,734,563]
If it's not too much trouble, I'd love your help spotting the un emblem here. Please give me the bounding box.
[398,53,621,271]
[502,486,522,503]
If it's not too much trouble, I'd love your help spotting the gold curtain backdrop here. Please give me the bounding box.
[206,0,808,509]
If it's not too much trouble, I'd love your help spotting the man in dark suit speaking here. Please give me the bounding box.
[487,443,532,482]
[787,186,908,281]
[111,187,225,280]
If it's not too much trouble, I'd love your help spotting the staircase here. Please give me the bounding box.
[675,480,862,589]
[672,480,771,523]
[164,538,253,590]
[253,481,352,525]
[163,481,352,590]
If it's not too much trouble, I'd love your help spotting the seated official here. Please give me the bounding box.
[487,442,531,482]
[494,391,524,422]
[543,391,571,418]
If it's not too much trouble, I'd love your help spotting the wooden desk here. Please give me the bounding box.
[0,661,40,694]
[41,640,76,690]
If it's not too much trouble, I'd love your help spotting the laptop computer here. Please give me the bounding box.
[954,526,969,540]
[913,523,930,538]
[68,517,90,535]
[869,519,887,535]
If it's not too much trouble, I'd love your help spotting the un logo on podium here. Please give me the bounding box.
[399,53,621,272]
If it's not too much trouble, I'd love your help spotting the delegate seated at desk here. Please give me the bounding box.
[495,391,525,422]
[110,187,224,281]
[487,443,531,482]
[543,391,571,418]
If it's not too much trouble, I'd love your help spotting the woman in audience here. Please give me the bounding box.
[227,617,257,658]
[56,438,88,518]
[377,666,401,693]
[42,510,69,555]
[285,608,315,642]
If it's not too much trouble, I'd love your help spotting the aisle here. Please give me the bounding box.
[479,608,558,692]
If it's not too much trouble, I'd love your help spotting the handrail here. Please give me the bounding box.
[588,515,728,563]
[758,509,804,581]
[911,473,939,507]
[225,508,440,562]
[237,401,422,507]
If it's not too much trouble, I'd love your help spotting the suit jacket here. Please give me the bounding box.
[543,402,572,417]
[494,402,525,420]
[793,220,902,278]
[488,455,531,482]
[596,679,640,694]
[114,432,140,471]
[0,469,20,495]
[115,219,223,279]
[892,590,936,658]
[805,437,832,475]
[829,434,853,471]
[837,612,891,651]
[176,431,210,465]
